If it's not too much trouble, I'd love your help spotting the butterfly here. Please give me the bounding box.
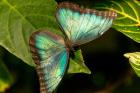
[29,2,117,93]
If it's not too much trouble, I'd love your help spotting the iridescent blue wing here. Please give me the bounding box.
[56,2,117,46]
[29,30,69,93]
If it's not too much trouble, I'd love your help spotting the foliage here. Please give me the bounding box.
[124,52,140,77]
[94,0,140,77]
[0,47,13,92]
[0,0,140,92]
[94,0,140,43]
[0,60,13,92]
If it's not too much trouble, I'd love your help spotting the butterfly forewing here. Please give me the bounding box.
[56,2,117,46]
[29,30,69,93]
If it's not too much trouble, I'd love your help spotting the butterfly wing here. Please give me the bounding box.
[56,2,117,46]
[29,30,69,93]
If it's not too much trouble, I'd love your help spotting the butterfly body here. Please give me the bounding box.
[29,2,117,93]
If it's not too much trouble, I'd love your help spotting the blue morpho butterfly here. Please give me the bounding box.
[29,2,117,93]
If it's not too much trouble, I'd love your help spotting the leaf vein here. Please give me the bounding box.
[3,0,36,29]
[114,23,137,26]
[124,0,139,21]
[121,30,140,34]
[111,1,124,12]
[134,0,140,7]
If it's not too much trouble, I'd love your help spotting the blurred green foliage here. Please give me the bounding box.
[0,60,13,92]
[0,47,13,92]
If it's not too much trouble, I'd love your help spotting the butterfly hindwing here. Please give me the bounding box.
[56,2,117,46]
[29,30,69,93]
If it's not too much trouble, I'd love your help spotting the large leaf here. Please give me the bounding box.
[124,52,140,77]
[94,0,140,43]
[0,0,58,66]
[0,0,90,74]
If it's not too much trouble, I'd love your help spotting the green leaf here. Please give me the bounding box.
[68,50,91,74]
[124,52,140,77]
[0,60,13,92]
[94,0,140,43]
[0,0,58,66]
[0,0,89,74]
